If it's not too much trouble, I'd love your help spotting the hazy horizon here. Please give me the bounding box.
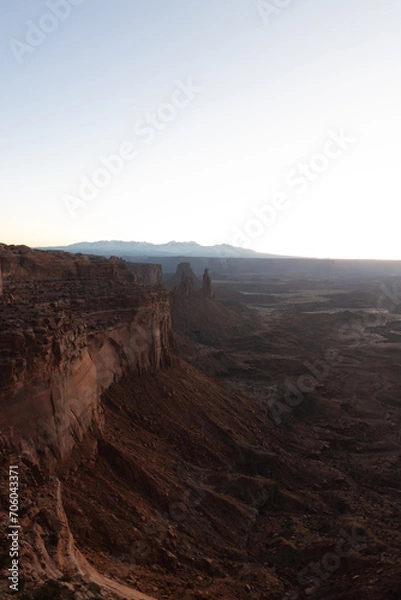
[19,238,401,262]
[2,0,401,259]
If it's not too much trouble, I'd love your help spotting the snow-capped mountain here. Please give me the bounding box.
[39,240,279,259]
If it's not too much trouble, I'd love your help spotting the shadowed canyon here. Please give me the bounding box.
[1,245,401,599]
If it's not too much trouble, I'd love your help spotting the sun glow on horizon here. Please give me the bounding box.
[1,0,400,259]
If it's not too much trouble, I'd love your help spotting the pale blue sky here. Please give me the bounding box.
[1,0,400,258]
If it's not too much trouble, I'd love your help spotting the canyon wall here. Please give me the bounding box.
[125,262,164,286]
[0,245,169,598]
[0,245,172,463]
[0,244,136,282]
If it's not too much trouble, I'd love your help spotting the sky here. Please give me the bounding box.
[1,0,401,259]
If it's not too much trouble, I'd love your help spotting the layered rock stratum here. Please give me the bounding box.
[0,244,171,599]
[0,245,171,462]
[1,245,401,599]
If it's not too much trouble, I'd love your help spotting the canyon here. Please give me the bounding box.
[0,245,401,599]
[0,245,171,599]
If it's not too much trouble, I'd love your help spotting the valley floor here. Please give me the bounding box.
[2,273,401,599]
[64,276,401,598]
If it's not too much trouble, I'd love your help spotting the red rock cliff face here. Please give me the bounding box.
[0,245,172,463]
[126,262,163,286]
[0,244,138,283]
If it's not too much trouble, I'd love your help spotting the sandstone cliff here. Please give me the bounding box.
[170,263,246,344]
[2,246,399,599]
[167,262,200,291]
[126,262,163,287]
[0,245,171,463]
[0,245,172,598]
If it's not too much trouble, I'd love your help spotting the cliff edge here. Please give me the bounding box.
[0,245,171,599]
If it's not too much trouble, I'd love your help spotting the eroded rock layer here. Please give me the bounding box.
[0,245,174,598]
[0,245,172,463]
[2,245,401,599]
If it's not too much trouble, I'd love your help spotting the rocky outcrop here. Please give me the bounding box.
[201,268,214,299]
[0,244,139,284]
[0,245,172,463]
[168,262,200,291]
[170,264,248,344]
[175,271,195,298]
[126,262,163,286]
[0,245,174,598]
[171,263,215,300]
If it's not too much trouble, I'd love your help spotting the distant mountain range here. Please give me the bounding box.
[39,240,280,259]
